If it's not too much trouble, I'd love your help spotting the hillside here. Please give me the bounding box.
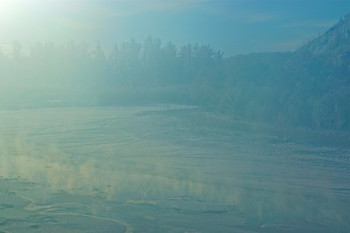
[213,13,350,131]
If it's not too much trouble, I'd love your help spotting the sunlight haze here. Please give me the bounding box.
[0,1,350,232]
[1,0,350,55]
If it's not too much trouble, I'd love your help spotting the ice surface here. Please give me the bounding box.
[0,106,349,232]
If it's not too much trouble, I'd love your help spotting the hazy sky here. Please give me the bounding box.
[1,0,350,56]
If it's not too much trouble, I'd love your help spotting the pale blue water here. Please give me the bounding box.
[0,106,349,233]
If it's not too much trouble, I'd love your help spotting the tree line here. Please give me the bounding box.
[1,31,349,131]
[0,36,223,90]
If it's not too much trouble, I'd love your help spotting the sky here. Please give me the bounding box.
[1,0,350,56]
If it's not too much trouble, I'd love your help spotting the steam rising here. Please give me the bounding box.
[1,107,348,229]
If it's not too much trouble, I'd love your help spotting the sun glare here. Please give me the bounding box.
[0,0,22,20]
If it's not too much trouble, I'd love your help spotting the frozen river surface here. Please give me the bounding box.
[0,106,349,233]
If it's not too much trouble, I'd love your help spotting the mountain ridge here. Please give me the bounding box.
[215,12,350,131]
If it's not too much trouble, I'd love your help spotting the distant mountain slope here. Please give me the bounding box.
[299,13,350,58]
[215,13,350,131]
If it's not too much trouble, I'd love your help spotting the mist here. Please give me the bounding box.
[1,1,350,233]
[0,39,223,109]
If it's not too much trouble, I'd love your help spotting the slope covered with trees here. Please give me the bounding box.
[215,13,350,131]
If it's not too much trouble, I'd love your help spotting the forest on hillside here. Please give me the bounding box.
[1,16,350,132]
